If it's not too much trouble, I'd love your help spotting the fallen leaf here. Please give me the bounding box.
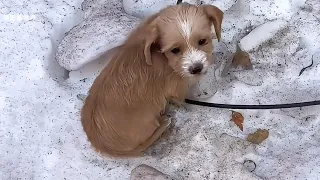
[231,111,244,131]
[247,129,269,144]
[232,44,252,69]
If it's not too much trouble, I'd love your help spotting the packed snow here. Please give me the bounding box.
[1,0,320,179]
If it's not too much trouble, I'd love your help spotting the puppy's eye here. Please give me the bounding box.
[198,39,206,45]
[171,48,180,54]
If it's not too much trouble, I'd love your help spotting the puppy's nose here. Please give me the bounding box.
[188,63,203,74]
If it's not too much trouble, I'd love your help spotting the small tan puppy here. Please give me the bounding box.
[81,3,223,157]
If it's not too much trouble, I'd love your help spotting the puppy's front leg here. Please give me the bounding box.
[166,80,189,110]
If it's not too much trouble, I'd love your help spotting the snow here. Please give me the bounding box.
[1,0,320,180]
[123,0,176,18]
[56,0,139,71]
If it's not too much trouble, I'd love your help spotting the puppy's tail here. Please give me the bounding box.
[80,93,145,158]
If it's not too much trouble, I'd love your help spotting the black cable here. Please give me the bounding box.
[185,99,320,109]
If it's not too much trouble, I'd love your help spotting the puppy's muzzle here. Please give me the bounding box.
[188,62,204,75]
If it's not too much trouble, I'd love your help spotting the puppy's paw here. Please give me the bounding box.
[168,98,184,108]
[163,117,172,127]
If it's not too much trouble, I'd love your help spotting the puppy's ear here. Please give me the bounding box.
[144,18,159,66]
[202,5,224,42]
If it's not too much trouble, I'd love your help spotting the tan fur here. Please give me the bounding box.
[81,3,223,158]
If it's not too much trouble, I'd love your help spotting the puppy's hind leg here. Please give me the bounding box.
[134,117,171,153]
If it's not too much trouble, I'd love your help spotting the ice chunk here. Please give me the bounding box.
[239,19,288,52]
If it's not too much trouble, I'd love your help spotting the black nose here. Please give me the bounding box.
[189,63,203,74]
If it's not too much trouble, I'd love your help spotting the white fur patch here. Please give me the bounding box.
[182,49,208,75]
[179,20,192,39]
[177,17,209,76]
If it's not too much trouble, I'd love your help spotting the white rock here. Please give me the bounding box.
[56,3,139,71]
[123,0,176,19]
[239,19,288,52]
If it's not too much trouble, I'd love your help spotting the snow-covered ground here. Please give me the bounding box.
[1,0,320,179]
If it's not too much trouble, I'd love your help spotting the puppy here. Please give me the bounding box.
[81,3,223,157]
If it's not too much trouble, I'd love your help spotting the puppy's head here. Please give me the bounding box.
[143,4,223,77]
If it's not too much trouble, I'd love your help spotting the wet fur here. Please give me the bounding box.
[81,3,223,158]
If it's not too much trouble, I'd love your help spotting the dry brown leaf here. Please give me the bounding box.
[232,45,252,69]
[247,129,269,144]
[231,111,244,131]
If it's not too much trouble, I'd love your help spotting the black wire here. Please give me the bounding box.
[185,99,320,109]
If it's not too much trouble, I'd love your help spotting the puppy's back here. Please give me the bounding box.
[81,39,173,157]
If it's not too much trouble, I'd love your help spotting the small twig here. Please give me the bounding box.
[299,55,314,76]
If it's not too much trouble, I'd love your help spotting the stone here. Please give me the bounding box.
[130,164,174,180]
